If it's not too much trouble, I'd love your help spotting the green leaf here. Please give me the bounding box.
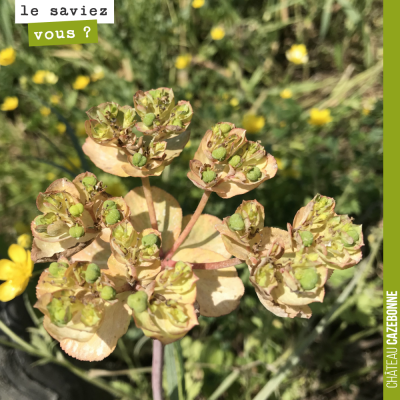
[208,370,240,400]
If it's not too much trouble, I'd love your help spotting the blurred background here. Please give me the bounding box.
[0,0,383,399]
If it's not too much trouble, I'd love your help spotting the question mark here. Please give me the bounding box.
[84,26,91,38]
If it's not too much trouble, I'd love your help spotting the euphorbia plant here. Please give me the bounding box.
[30,87,363,399]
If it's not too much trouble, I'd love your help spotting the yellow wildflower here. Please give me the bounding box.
[211,26,225,41]
[73,76,90,90]
[280,89,293,99]
[175,54,192,70]
[308,108,332,126]
[286,44,308,65]
[91,66,105,82]
[17,234,32,249]
[0,244,33,302]
[32,70,58,84]
[242,114,265,134]
[56,122,67,134]
[192,0,205,8]
[362,108,371,116]
[40,106,51,116]
[46,172,56,181]
[50,94,62,104]
[0,47,16,66]
[230,98,239,107]
[19,76,28,89]
[1,97,18,111]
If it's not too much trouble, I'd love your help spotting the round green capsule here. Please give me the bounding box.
[296,268,319,291]
[127,291,148,313]
[202,170,216,183]
[105,209,121,225]
[82,176,97,187]
[49,262,65,277]
[299,231,313,247]
[132,153,147,167]
[100,286,117,301]
[220,123,231,134]
[85,263,101,283]
[69,203,84,217]
[228,155,241,168]
[143,113,156,127]
[69,224,85,238]
[212,147,227,161]
[103,200,117,210]
[341,229,359,247]
[142,233,159,248]
[246,167,262,182]
[229,214,245,231]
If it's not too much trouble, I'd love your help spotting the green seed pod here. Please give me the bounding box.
[47,298,72,326]
[105,209,121,225]
[82,176,97,187]
[212,147,227,161]
[220,123,231,134]
[85,263,101,283]
[296,268,319,291]
[100,286,117,301]
[299,231,314,247]
[142,233,160,248]
[246,167,262,182]
[49,262,67,277]
[228,155,241,168]
[143,113,156,127]
[202,170,216,183]
[132,153,147,167]
[341,229,359,247]
[69,224,85,238]
[229,214,245,231]
[69,203,84,217]
[103,200,117,210]
[127,291,148,313]
[171,118,183,127]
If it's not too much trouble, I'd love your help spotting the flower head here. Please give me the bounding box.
[32,70,58,84]
[50,94,62,105]
[73,76,90,90]
[308,108,332,126]
[230,98,239,107]
[0,244,33,302]
[1,97,18,111]
[242,114,265,134]
[280,89,293,99]
[17,234,32,249]
[56,122,67,134]
[175,54,192,70]
[91,66,105,82]
[40,106,51,117]
[192,0,205,8]
[211,26,225,41]
[0,47,16,66]
[286,44,308,65]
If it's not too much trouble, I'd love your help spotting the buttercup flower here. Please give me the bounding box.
[91,66,105,82]
[286,44,308,65]
[242,114,265,134]
[32,70,58,84]
[0,47,16,66]
[1,97,18,111]
[56,122,67,134]
[40,107,51,117]
[308,108,332,126]
[211,26,225,41]
[280,89,293,99]
[230,98,239,107]
[17,234,32,249]
[73,76,90,90]
[0,244,33,302]
[50,94,62,105]
[192,0,205,8]
[175,54,192,70]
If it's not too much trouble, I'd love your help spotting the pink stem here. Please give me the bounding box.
[152,339,164,400]
[192,258,244,270]
[165,191,212,260]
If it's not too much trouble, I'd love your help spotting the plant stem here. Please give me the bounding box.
[152,339,164,400]
[142,177,159,231]
[165,191,212,260]
[192,258,244,270]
